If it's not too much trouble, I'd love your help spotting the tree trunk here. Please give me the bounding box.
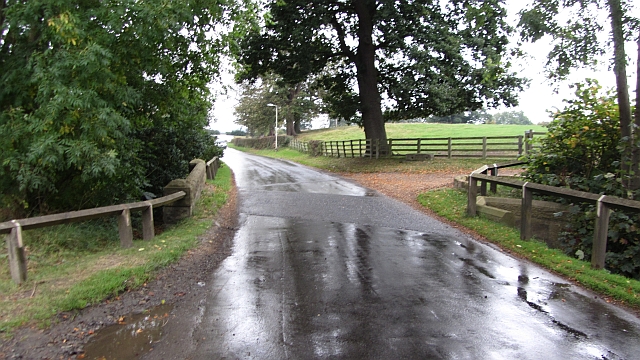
[607,0,636,192]
[631,38,640,192]
[286,85,301,136]
[294,114,301,134]
[354,0,387,154]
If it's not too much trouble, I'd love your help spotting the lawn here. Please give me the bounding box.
[297,123,547,141]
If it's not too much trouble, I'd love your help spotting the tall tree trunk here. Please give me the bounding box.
[631,38,640,192]
[286,85,301,136]
[607,0,635,192]
[294,114,301,134]
[354,0,387,154]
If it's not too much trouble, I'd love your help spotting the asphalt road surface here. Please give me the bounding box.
[147,148,640,359]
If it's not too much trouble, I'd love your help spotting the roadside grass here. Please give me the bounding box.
[417,189,640,308]
[0,164,232,335]
[228,144,512,174]
[298,123,547,141]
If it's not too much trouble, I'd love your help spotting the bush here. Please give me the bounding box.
[522,80,640,279]
[232,135,290,149]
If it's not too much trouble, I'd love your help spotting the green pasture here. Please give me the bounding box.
[297,123,547,142]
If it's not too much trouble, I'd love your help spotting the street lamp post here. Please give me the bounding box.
[267,103,278,150]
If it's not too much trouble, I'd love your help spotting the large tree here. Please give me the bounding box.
[0,0,245,214]
[235,74,318,136]
[236,0,526,151]
[519,0,640,191]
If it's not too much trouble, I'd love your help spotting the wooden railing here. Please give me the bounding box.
[290,130,545,159]
[466,163,640,270]
[2,156,221,285]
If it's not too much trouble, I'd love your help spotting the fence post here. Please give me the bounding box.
[342,141,346,158]
[467,175,478,216]
[359,139,363,158]
[417,139,422,154]
[375,139,380,159]
[142,203,155,241]
[6,221,27,284]
[591,196,611,270]
[448,138,453,159]
[525,130,533,155]
[520,183,533,240]
[490,164,498,193]
[482,137,487,159]
[387,139,393,158]
[480,168,488,196]
[119,208,133,248]
[517,135,524,156]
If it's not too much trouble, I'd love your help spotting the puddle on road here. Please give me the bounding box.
[82,304,173,360]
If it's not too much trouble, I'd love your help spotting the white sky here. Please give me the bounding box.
[208,2,638,132]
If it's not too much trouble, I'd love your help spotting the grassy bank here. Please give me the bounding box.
[418,189,640,307]
[228,144,508,174]
[0,164,232,334]
[298,123,547,141]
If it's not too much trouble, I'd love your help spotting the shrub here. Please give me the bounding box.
[522,80,640,279]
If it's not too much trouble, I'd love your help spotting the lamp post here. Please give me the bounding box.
[267,103,278,150]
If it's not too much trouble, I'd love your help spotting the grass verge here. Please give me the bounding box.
[228,144,512,174]
[417,188,640,308]
[0,164,232,334]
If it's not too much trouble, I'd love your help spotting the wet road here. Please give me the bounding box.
[148,148,640,359]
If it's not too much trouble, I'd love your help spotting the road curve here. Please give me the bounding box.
[147,148,640,360]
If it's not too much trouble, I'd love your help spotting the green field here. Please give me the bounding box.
[298,123,547,142]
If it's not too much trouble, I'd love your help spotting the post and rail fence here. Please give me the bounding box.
[466,162,640,271]
[289,130,544,159]
[1,156,221,285]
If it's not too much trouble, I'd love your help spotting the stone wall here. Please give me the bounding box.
[163,159,207,224]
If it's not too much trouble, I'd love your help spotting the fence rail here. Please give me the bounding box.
[290,130,544,159]
[466,163,640,271]
[2,156,220,285]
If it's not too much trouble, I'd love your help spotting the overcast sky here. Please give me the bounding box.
[208,2,638,132]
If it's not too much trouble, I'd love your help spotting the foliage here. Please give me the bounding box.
[428,111,493,124]
[236,0,526,142]
[518,0,640,189]
[522,80,640,279]
[0,0,242,215]
[492,111,533,125]
[234,73,319,136]
[227,129,247,136]
[231,135,290,149]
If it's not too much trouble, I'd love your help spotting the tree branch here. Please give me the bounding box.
[330,15,355,62]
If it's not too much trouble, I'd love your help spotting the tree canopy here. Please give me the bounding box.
[236,0,526,147]
[518,0,640,191]
[234,74,319,136]
[0,0,246,215]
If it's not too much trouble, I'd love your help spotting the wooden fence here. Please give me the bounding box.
[1,156,220,285]
[289,130,544,159]
[466,163,640,270]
